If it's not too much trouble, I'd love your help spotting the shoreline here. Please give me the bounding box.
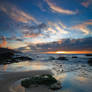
[0,70,53,92]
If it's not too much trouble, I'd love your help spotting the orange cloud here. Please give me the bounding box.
[58,40,62,44]
[0,3,38,23]
[48,21,68,34]
[81,0,92,8]
[59,22,67,29]
[0,37,7,48]
[48,27,57,34]
[46,0,78,15]
[55,24,68,34]
[71,20,92,35]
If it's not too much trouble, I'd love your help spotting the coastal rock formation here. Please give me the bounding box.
[21,74,62,90]
[72,56,78,58]
[57,57,68,60]
[0,48,33,64]
[50,81,62,90]
[88,58,92,66]
[85,54,92,56]
[49,56,55,60]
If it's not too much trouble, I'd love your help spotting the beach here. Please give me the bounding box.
[0,54,92,92]
[0,70,53,92]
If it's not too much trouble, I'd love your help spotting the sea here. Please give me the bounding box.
[0,53,92,92]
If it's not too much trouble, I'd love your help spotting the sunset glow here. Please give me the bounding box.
[44,51,92,54]
[0,0,92,54]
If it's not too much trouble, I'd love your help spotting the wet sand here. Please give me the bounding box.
[0,70,53,92]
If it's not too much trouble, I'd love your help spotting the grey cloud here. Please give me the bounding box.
[22,23,48,36]
[31,37,92,52]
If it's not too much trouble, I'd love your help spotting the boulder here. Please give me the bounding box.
[21,74,62,90]
[49,56,55,60]
[57,57,68,60]
[14,56,33,61]
[50,81,62,90]
[88,58,92,66]
[85,54,92,56]
[72,56,77,58]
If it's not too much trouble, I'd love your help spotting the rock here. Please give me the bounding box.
[57,57,68,60]
[88,58,92,66]
[0,52,14,59]
[0,48,33,65]
[21,74,61,89]
[49,56,55,60]
[50,81,62,90]
[0,50,15,64]
[85,54,92,56]
[14,56,33,61]
[72,56,77,58]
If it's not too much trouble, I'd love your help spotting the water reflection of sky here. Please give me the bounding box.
[0,58,92,92]
[55,71,92,92]
[10,70,92,92]
[0,61,53,72]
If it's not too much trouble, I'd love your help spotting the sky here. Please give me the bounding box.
[0,0,92,54]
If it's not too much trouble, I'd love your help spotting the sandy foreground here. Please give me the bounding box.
[0,70,53,92]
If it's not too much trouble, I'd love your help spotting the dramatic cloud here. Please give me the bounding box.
[55,24,68,34]
[0,3,38,24]
[45,0,78,15]
[81,0,92,8]
[0,36,23,42]
[22,23,47,38]
[71,20,92,35]
[22,21,70,44]
[32,37,92,52]
[17,37,92,53]
[48,21,69,34]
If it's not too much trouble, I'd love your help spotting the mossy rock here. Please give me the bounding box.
[21,74,62,90]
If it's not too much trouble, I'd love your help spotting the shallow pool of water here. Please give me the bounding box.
[0,59,91,92]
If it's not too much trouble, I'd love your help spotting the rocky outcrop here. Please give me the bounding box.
[85,54,92,56]
[49,56,55,60]
[57,57,68,60]
[72,56,78,58]
[13,56,33,61]
[0,48,33,65]
[21,74,62,90]
[88,58,92,66]
[50,81,62,90]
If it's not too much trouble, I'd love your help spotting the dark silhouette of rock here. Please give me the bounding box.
[49,56,55,60]
[0,48,15,54]
[72,56,78,58]
[0,48,33,64]
[57,57,68,60]
[14,56,33,61]
[88,58,92,66]
[0,48,15,64]
[85,54,92,56]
